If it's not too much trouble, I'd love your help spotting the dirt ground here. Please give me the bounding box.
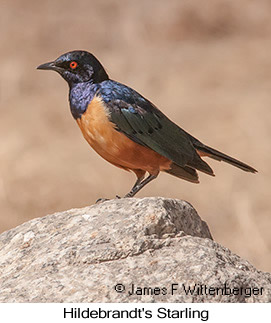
[0,0,270,272]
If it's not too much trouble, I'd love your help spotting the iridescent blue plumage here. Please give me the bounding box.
[69,79,154,120]
[69,81,99,119]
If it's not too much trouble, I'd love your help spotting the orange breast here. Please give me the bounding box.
[76,96,171,175]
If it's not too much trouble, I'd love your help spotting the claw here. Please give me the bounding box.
[95,197,109,204]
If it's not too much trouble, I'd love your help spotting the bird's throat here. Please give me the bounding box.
[69,81,99,120]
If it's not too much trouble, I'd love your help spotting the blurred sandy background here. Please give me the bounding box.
[0,0,270,272]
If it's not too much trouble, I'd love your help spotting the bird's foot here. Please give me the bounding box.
[95,197,109,204]
[95,195,121,204]
[124,191,135,198]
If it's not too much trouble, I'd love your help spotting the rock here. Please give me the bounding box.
[0,197,270,302]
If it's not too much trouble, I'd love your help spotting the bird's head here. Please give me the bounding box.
[37,50,109,85]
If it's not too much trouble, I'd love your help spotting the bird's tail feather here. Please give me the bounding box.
[196,144,257,173]
[165,163,199,183]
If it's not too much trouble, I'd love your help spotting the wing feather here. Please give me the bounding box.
[99,81,214,175]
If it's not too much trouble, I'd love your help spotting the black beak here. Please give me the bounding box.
[37,61,59,71]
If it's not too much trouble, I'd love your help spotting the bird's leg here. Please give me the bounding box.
[97,174,145,202]
[121,176,144,199]
[131,177,144,191]
[124,173,158,198]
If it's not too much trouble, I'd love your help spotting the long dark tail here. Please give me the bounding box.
[195,144,257,173]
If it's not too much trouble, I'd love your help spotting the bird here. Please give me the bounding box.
[37,50,257,198]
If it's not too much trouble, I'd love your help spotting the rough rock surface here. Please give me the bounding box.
[0,197,270,302]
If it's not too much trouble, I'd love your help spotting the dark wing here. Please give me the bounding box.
[99,81,213,176]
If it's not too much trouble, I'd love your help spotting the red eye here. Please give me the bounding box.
[70,61,78,69]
